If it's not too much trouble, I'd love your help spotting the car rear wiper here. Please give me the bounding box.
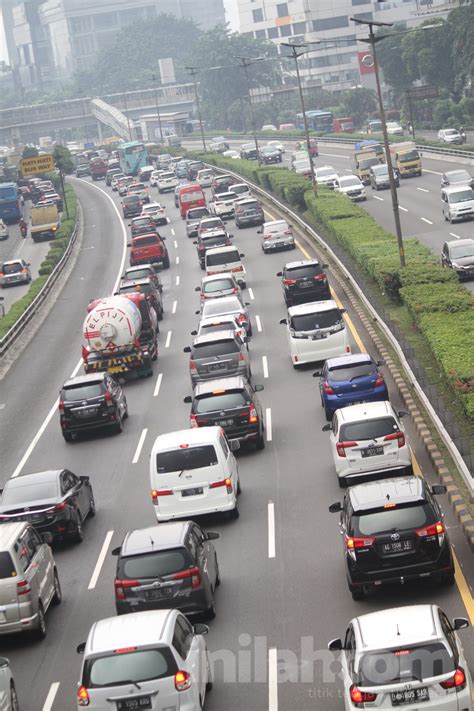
[350,374,370,382]
[178,470,185,478]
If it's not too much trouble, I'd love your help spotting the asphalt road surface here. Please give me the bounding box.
[0,174,473,711]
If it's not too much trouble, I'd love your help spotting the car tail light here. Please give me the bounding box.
[336,441,357,457]
[374,374,384,387]
[283,278,296,285]
[416,521,445,546]
[58,399,65,413]
[190,359,197,371]
[440,667,466,690]
[314,273,327,282]
[104,390,113,403]
[349,685,377,706]
[17,579,31,596]
[232,287,240,294]
[210,478,233,493]
[238,352,245,362]
[236,313,246,325]
[346,536,375,551]
[151,489,172,504]
[175,670,192,691]
[55,502,67,511]
[77,685,90,706]
[249,405,258,423]
[172,566,201,588]
[383,431,405,448]
[190,414,198,428]
[322,381,334,394]
[114,579,139,599]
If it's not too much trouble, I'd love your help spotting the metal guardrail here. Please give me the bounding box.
[205,160,474,500]
[0,221,78,358]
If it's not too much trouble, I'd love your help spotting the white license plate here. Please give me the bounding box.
[391,687,429,705]
[182,487,204,497]
[361,446,384,457]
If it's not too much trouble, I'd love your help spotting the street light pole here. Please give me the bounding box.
[235,56,262,162]
[151,74,164,146]
[121,86,133,142]
[185,66,207,153]
[406,89,416,140]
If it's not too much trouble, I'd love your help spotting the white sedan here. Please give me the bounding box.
[267,140,285,154]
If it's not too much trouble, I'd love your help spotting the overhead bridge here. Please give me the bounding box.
[90,99,136,141]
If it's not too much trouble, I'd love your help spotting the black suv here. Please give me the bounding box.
[329,475,454,600]
[122,194,143,218]
[194,229,232,269]
[112,521,220,618]
[277,259,331,306]
[184,376,265,449]
[235,198,265,228]
[59,373,128,442]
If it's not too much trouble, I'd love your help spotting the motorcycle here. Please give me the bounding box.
[20,223,28,238]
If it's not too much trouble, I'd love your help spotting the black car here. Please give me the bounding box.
[259,146,283,164]
[277,259,331,306]
[0,469,95,543]
[329,476,454,601]
[122,194,143,218]
[112,521,220,618]
[184,376,265,449]
[59,372,128,442]
[211,175,234,196]
[240,144,258,160]
[76,164,90,178]
[234,198,265,228]
[116,277,164,320]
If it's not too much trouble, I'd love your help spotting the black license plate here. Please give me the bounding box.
[311,333,327,340]
[391,687,429,706]
[76,408,98,418]
[216,419,234,427]
[209,362,226,371]
[117,696,152,710]
[182,487,204,497]
[361,446,384,457]
[299,281,313,288]
[382,540,413,554]
[145,587,173,600]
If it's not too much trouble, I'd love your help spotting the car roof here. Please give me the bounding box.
[215,191,237,198]
[284,259,320,270]
[348,476,425,512]
[202,295,243,311]
[199,315,238,327]
[152,426,224,451]
[355,605,440,651]
[63,373,107,387]
[446,237,474,248]
[193,329,236,345]
[445,169,470,177]
[443,185,473,194]
[339,174,360,182]
[0,521,32,549]
[206,245,239,255]
[194,376,247,397]
[121,523,189,556]
[133,233,159,240]
[336,400,393,422]
[1,259,24,266]
[264,220,288,228]
[236,198,258,205]
[202,273,235,284]
[126,264,153,272]
[86,610,175,653]
[326,353,373,370]
[288,299,337,316]
[5,469,61,488]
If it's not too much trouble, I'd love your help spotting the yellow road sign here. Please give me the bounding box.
[20,154,55,176]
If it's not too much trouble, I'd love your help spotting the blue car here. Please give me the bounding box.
[175,162,188,179]
[315,353,388,420]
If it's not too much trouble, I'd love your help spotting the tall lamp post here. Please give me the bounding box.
[121,86,133,142]
[151,74,164,146]
[185,66,207,152]
[351,18,436,267]
[234,56,267,162]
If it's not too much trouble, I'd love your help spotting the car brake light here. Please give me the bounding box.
[210,478,233,493]
[58,399,64,413]
[239,352,245,362]
[236,313,246,325]
[114,579,139,599]
[346,536,375,550]
[314,273,327,282]
[336,441,357,457]
[104,390,113,402]
[283,278,296,285]
[375,374,384,387]
[249,405,258,423]
[151,489,172,504]
[172,566,201,588]
[190,414,198,428]
[440,667,466,690]
[322,381,334,395]
[77,685,90,706]
[190,359,196,370]
[349,685,377,706]
[17,580,31,596]
[175,670,192,691]
[383,431,405,448]
[55,501,67,511]
[416,521,445,538]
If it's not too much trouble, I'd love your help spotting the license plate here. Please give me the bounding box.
[182,487,203,497]
[217,419,234,427]
[361,446,384,457]
[209,362,226,371]
[77,408,97,418]
[311,333,327,340]
[299,282,313,288]
[109,366,126,373]
[116,696,152,710]
[382,540,413,554]
[391,687,429,706]
[145,587,173,600]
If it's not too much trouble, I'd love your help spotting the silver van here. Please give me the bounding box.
[0,522,61,639]
[441,185,474,223]
[184,330,250,386]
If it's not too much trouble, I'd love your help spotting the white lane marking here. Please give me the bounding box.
[399,206,408,212]
[248,287,255,300]
[423,168,442,176]
[372,195,384,201]
[268,647,278,711]
[174,240,178,248]
[256,315,262,332]
[11,180,128,479]
[42,682,60,711]
[417,187,429,193]
[262,355,269,379]
[15,239,25,257]
[319,152,351,160]
[132,428,148,464]
[176,256,180,265]
[171,228,175,236]
[176,275,180,286]
[153,373,163,398]
[421,217,433,224]
[265,408,272,441]
[165,330,172,348]
[172,299,177,314]
[450,232,461,239]
[268,502,275,559]
[345,168,352,173]
[88,530,114,590]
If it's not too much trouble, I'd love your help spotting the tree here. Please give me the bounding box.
[22,146,39,158]
[340,88,377,127]
[376,23,413,93]
[53,145,75,175]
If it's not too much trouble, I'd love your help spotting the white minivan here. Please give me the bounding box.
[441,185,474,223]
[280,300,350,367]
[205,245,246,288]
[149,427,241,522]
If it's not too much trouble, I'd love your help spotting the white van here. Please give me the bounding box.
[205,245,246,288]
[441,185,474,223]
[197,168,213,188]
[149,427,241,522]
[280,300,350,368]
[138,165,155,182]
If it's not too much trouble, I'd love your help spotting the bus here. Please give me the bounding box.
[0,182,22,223]
[118,141,148,176]
[296,110,333,133]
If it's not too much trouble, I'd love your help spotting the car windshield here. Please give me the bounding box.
[357,643,454,687]
[447,171,470,183]
[373,166,388,177]
[265,222,288,234]
[84,649,175,688]
[445,129,458,136]
[129,184,145,191]
[135,236,158,246]
[195,391,248,413]
[188,208,209,220]
[202,237,228,249]
[399,150,418,162]
[290,309,341,332]
[232,185,249,194]
[3,263,22,274]
[316,168,335,178]
[156,445,218,473]
[192,340,239,358]
[206,250,240,266]
[204,279,234,293]
[200,321,235,335]
[448,189,473,203]
[451,243,474,258]
[340,416,399,442]
[181,191,203,203]
[237,201,259,211]
[62,384,104,400]
[133,219,152,227]
[286,264,323,278]
[354,502,437,537]
[120,549,191,579]
[120,284,150,294]
[126,269,151,279]
[294,160,310,170]
[200,220,223,230]
[360,157,380,169]
[2,480,59,504]
[328,362,375,382]
[204,298,242,316]
[161,173,175,179]
[340,178,360,187]
[124,196,140,204]
[0,552,15,579]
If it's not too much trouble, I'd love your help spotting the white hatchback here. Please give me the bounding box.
[280,300,350,368]
[322,401,412,487]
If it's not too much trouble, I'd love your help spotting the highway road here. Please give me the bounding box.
[0,173,473,711]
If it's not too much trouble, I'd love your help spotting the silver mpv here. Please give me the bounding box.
[184,330,251,386]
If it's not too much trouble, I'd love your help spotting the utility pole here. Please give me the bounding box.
[121,86,133,142]
[185,66,207,152]
[405,89,416,140]
[235,56,264,162]
[151,74,164,146]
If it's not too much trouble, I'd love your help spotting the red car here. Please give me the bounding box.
[128,232,170,269]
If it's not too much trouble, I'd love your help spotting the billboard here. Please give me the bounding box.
[357,51,375,75]
[159,58,176,85]
[20,154,54,176]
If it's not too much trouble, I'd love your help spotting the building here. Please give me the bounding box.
[236,0,458,93]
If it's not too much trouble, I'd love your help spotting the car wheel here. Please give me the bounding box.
[205,596,216,620]
[324,407,332,422]
[115,414,123,434]
[237,478,242,495]
[206,654,213,692]
[72,515,84,543]
[247,323,252,337]
[229,503,240,520]
[256,432,265,450]
[349,584,365,601]
[338,477,347,489]
[63,431,73,443]
[157,307,164,321]
[10,682,19,711]
[162,255,170,269]
[215,558,221,587]
[88,493,96,518]
[442,570,455,586]
[35,602,47,639]
[123,400,129,419]
[52,570,62,605]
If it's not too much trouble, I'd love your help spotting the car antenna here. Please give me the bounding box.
[386,493,391,501]
[396,624,400,636]
[149,536,155,548]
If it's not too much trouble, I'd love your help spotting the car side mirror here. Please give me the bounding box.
[229,439,240,452]
[257,229,262,234]
[279,318,287,325]
[193,240,197,245]
[322,263,329,269]
[195,310,200,315]
[76,642,86,654]
[431,484,447,495]
[41,532,53,545]
[195,286,201,291]
[322,423,331,432]
[229,234,234,239]
[328,638,343,652]
[239,253,245,258]
[377,360,384,367]
[398,410,408,418]
[0,658,8,668]
[111,546,121,556]
[206,531,220,541]
[194,623,209,636]
[452,618,469,631]
[128,223,131,226]
[127,242,131,247]
[190,330,197,336]
[312,371,322,377]
[328,502,342,513]
[276,271,282,277]
[183,396,192,403]
[340,308,347,314]
[183,346,191,353]
[254,384,264,392]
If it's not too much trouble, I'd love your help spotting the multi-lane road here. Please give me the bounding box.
[0,173,473,711]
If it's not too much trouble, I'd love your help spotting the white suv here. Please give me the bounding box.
[328,604,472,711]
[322,401,412,487]
[0,657,19,710]
[76,609,212,709]
[157,171,179,193]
